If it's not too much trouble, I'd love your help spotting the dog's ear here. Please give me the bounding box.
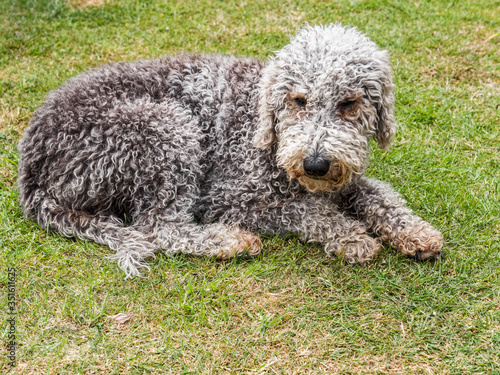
[375,87,396,150]
[253,64,278,150]
[374,52,396,150]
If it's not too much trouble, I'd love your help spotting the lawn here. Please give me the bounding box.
[0,0,499,373]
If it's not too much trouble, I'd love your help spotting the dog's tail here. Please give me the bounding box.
[23,194,157,278]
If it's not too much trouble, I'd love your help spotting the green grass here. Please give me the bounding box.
[1,0,499,373]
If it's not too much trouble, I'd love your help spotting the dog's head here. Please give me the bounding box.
[253,24,396,192]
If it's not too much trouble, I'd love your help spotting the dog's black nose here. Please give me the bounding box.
[303,157,330,177]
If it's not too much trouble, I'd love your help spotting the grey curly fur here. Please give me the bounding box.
[18,24,444,278]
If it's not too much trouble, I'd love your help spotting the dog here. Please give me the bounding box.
[17,24,444,277]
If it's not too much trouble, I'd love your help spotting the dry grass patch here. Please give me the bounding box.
[68,0,108,8]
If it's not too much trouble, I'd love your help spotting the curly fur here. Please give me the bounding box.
[17,24,444,278]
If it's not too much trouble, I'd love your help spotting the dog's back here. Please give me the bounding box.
[18,54,263,216]
[17,54,265,277]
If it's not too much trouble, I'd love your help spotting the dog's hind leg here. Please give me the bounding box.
[133,213,262,260]
[36,196,157,278]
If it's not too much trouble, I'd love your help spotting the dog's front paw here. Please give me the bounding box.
[326,234,381,265]
[215,227,262,259]
[393,221,444,261]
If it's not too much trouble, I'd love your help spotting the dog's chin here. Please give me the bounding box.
[297,174,354,193]
[297,176,336,192]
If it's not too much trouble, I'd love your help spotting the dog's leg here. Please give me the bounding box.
[308,211,382,265]
[339,177,444,260]
[219,196,381,264]
[133,216,262,259]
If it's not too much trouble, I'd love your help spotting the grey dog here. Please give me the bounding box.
[18,24,444,277]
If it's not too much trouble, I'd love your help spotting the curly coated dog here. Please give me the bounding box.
[18,24,444,277]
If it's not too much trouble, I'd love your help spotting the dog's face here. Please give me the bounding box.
[254,24,396,192]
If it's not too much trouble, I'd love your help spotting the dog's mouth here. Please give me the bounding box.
[288,161,355,192]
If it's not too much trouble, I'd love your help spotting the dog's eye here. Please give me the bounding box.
[338,99,357,110]
[294,97,307,108]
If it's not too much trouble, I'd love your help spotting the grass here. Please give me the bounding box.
[0,0,499,373]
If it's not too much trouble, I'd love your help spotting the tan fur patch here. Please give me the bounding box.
[218,228,262,259]
[392,222,444,258]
